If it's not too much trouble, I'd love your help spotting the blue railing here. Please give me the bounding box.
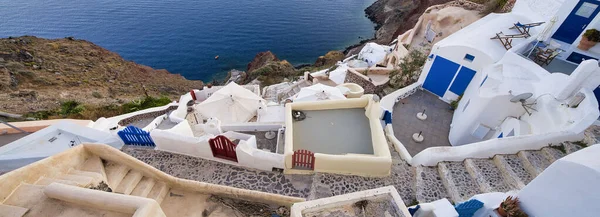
[117,126,155,146]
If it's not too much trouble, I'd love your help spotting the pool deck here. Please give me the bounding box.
[292,108,373,155]
[392,90,452,156]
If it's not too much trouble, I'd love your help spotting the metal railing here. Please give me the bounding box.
[0,120,29,135]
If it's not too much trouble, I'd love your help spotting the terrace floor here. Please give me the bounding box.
[292,108,373,155]
[239,131,278,153]
[392,90,452,156]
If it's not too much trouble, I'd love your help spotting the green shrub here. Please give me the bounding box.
[449,95,463,110]
[121,96,172,112]
[59,100,84,116]
[480,0,509,16]
[583,29,600,42]
[92,92,102,98]
[389,49,427,89]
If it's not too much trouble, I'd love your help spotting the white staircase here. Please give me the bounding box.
[413,142,585,203]
[0,156,172,217]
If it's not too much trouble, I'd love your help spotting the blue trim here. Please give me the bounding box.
[449,66,476,95]
[480,75,488,87]
[498,133,503,138]
[464,54,475,62]
[383,110,393,124]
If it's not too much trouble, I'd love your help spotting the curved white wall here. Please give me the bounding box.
[412,131,583,166]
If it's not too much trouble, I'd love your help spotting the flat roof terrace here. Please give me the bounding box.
[292,108,373,155]
[392,90,452,156]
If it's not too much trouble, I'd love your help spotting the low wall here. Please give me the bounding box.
[385,124,413,162]
[0,119,92,134]
[152,123,285,172]
[380,82,421,112]
[284,95,392,177]
[412,131,583,166]
[344,68,389,94]
[290,186,411,217]
[221,123,283,132]
[117,105,178,126]
[141,114,167,132]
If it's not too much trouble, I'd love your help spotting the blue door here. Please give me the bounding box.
[553,0,600,44]
[423,56,460,97]
[449,66,476,96]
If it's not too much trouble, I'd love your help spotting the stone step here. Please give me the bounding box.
[464,159,517,193]
[415,166,449,203]
[79,156,107,182]
[564,142,585,154]
[114,170,143,195]
[2,184,45,208]
[68,169,104,186]
[34,176,80,187]
[130,177,156,198]
[518,150,553,176]
[541,145,567,163]
[104,162,130,190]
[493,155,534,188]
[0,204,29,217]
[59,174,95,187]
[437,161,481,203]
[148,181,170,204]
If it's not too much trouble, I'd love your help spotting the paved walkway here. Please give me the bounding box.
[122,142,418,205]
[392,90,452,156]
[123,146,313,198]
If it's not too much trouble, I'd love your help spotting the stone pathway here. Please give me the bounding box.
[123,139,592,205]
[122,142,419,205]
[123,147,312,198]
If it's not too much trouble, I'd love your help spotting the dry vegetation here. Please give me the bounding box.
[0,36,203,118]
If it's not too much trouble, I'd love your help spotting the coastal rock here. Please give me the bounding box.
[225,69,247,84]
[314,51,345,68]
[346,0,453,55]
[245,51,297,87]
[247,51,279,73]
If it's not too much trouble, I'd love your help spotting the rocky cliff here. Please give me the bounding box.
[346,0,454,54]
[0,36,204,115]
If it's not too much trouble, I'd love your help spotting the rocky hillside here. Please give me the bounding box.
[224,50,345,87]
[0,36,203,115]
[346,0,454,54]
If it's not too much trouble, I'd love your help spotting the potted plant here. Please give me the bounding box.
[578,29,600,50]
[497,196,528,217]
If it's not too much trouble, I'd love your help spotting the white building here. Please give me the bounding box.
[418,0,600,146]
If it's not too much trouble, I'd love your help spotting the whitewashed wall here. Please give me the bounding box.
[518,144,600,217]
[151,122,285,171]
[412,130,583,166]
[141,114,167,132]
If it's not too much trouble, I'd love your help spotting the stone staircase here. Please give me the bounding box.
[0,144,301,217]
[277,80,313,102]
[414,142,586,203]
[0,156,172,217]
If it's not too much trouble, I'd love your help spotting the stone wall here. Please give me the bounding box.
[344,70,389,94]
[118,106,178,126]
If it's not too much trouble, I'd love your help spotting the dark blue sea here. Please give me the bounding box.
[1,0,376,81]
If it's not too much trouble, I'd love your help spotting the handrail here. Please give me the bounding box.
[0,120,29,135]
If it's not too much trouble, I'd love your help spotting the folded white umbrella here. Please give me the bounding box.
[295,83,346,102]
[196,82,264,123]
